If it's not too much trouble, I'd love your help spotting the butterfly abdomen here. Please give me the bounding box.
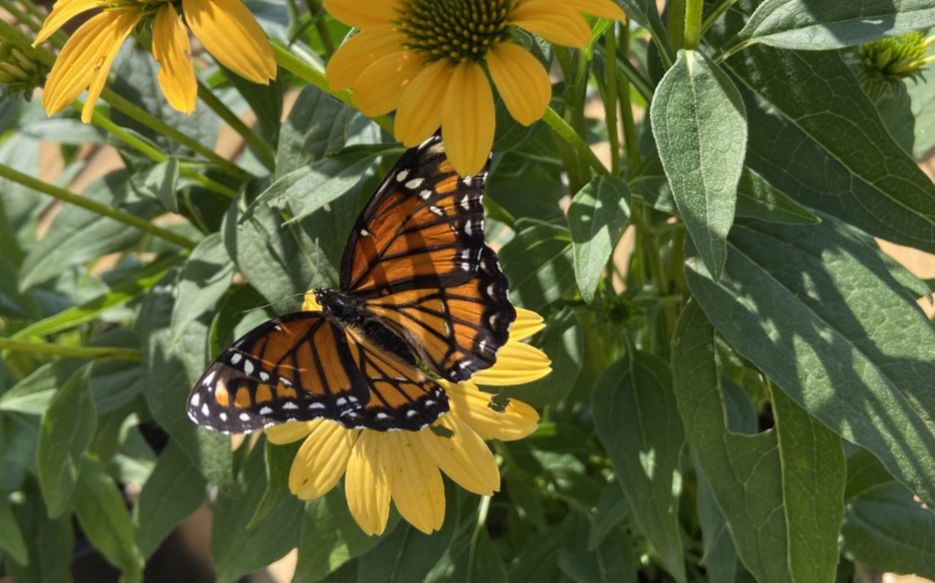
[319,289,419,368]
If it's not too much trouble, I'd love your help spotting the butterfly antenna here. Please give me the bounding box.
[238,292,308,316]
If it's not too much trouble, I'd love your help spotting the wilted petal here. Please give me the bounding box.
[509,0,592,48]
[383,431,446,534]
[487,42,550,126]
[441,61,494,176]
[289,421,357,500]
[451,382,540,441]
[345,431,391,535]
[183,0,276,84]
[153,4,197,114]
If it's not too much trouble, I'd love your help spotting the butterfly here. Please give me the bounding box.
[186,134,516,433]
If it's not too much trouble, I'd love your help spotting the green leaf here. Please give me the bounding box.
[211,444,303,583]
[651,49,747,280]
[18,171,161,290]
[696,472,739,583]
[130,158,180,213]
[73,456,144,582]
[592,350,686,583]
[293,488,391,583]
[588,483,629,551]
[845,448,893,501]
[224,66,283,138]
[4,480,73,583]
[0,362,68,415]
[735,168,820,225]
[0,493,28,565]
[877,72,935,160]
[37,365,97,518]
[559,508,635,583]
[842,481,935,578]
[356,515,459,583]
[498,307,582,407]
[135,442,207,558]
[724,47,935,251]
[671,303,846,583]
[499,219,574,312]
[685,218,935,507]
[140,272,233,485]
[734,0,935,50]
[567,176,631,302]
[246,439,299,529]
[171,233,234,343]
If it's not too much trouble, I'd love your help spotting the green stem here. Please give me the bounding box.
[196,80,276,170]
[0,163,198,249]
[667,0,686,52]
[305,0,336,58]
[465,495,492,583]
[541,108,608,176]
[271,42,393,133]
[0,338,142,361]
[101,89,250,180]
[618,25,641,169]
[684,0,704,50]
[702,0,739,33]
[603,24,621,175]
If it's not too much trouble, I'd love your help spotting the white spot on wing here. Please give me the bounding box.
[243,359,255,375]
[259,406,273,415]
[219,412,228,421]
[259,371,270,382]
[230,353,242,365]
[360,228,371,237]
[282,402,299,410]
[336,397,347,406]
[405,178,425,189]
[406,410,418,418]
[239,412,251,421]
[309,402,326,410]
[419,189,433,200]
[190,393,201,407]
[201,403,210,417]
[396,169,409,182]
[376,412,390,420]
[460,196,471,210]
[202,370,217,387]
[430,205,444,216]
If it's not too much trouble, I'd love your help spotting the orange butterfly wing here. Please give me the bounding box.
[186,313,447,433]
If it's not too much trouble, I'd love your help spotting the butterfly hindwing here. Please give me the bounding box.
[364,246,516,381]
[340,134,489,297]
[186,313,448,433]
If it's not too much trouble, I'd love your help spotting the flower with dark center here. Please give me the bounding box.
[325,0,626,176]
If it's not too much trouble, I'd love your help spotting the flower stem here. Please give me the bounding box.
[684,0,704,50]
[617,24,641,169]
[702,0,739,33]
[271,41,394,133]
[667,0,686,51]
[196,80,276,171]
[0,338,141,361]
[465,495,492,583]
[304,0,336,58]
[0,163,198,249]
[541,107,608,176]
[101,88,250,180]
[603,24,621,175]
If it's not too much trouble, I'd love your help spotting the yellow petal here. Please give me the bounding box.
[153,5,197,114]
[41,12,112,116]
[383,432,446,534]
[510,0,592,48]
[345,431,391,536]
[451,382,540,441]
[395,59,454,147]
[326,29,403,90]
[33,0,105,46]
[471,341,552,386]
[183,0,276,84]
[441,61,494,177]
[351,49,424,116]
[567,0,627,20]
[417,413,500,495]
[487,42,550,126]
[289,421,357,500]
[510,307,545,341]
[73,9,140,123]
[323,0,400,31]
[265,420,315,444]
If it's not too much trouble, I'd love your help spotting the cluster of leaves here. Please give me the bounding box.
[1,0,935,582]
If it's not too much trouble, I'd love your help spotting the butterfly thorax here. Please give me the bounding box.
[315,288,418,367]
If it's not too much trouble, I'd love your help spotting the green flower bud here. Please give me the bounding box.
[857,31,935,101]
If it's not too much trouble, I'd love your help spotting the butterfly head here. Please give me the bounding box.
[315,289,366,326]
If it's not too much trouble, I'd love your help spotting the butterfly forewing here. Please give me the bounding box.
[186,313,449,433]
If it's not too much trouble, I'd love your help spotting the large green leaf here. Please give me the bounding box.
[672,303,845,583]
[651,49,746,280]
[723,46,935,251]
[36,365,96,518]
[293,489,392,583]
[73,456,144,582]
[558,508,635,583]
[135,442,207,558]
[685,217,935,508]
[567,176,631,302]
[0,492,27,565]
[499,219,574,312]
[171,233,234,343]
[841,481,935,578]
[734,0,935,50]
[211,444,303,583]
[356,508,460,583]
[592,350,686,583]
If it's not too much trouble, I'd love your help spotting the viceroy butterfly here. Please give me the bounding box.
[187,134,516,433]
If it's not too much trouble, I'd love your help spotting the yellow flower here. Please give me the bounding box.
[324,0,626,176]
[266,305,552,535]
[34,0,276,122]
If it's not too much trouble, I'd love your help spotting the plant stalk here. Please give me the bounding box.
[196,80,276,170]
[0,338,142,361]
